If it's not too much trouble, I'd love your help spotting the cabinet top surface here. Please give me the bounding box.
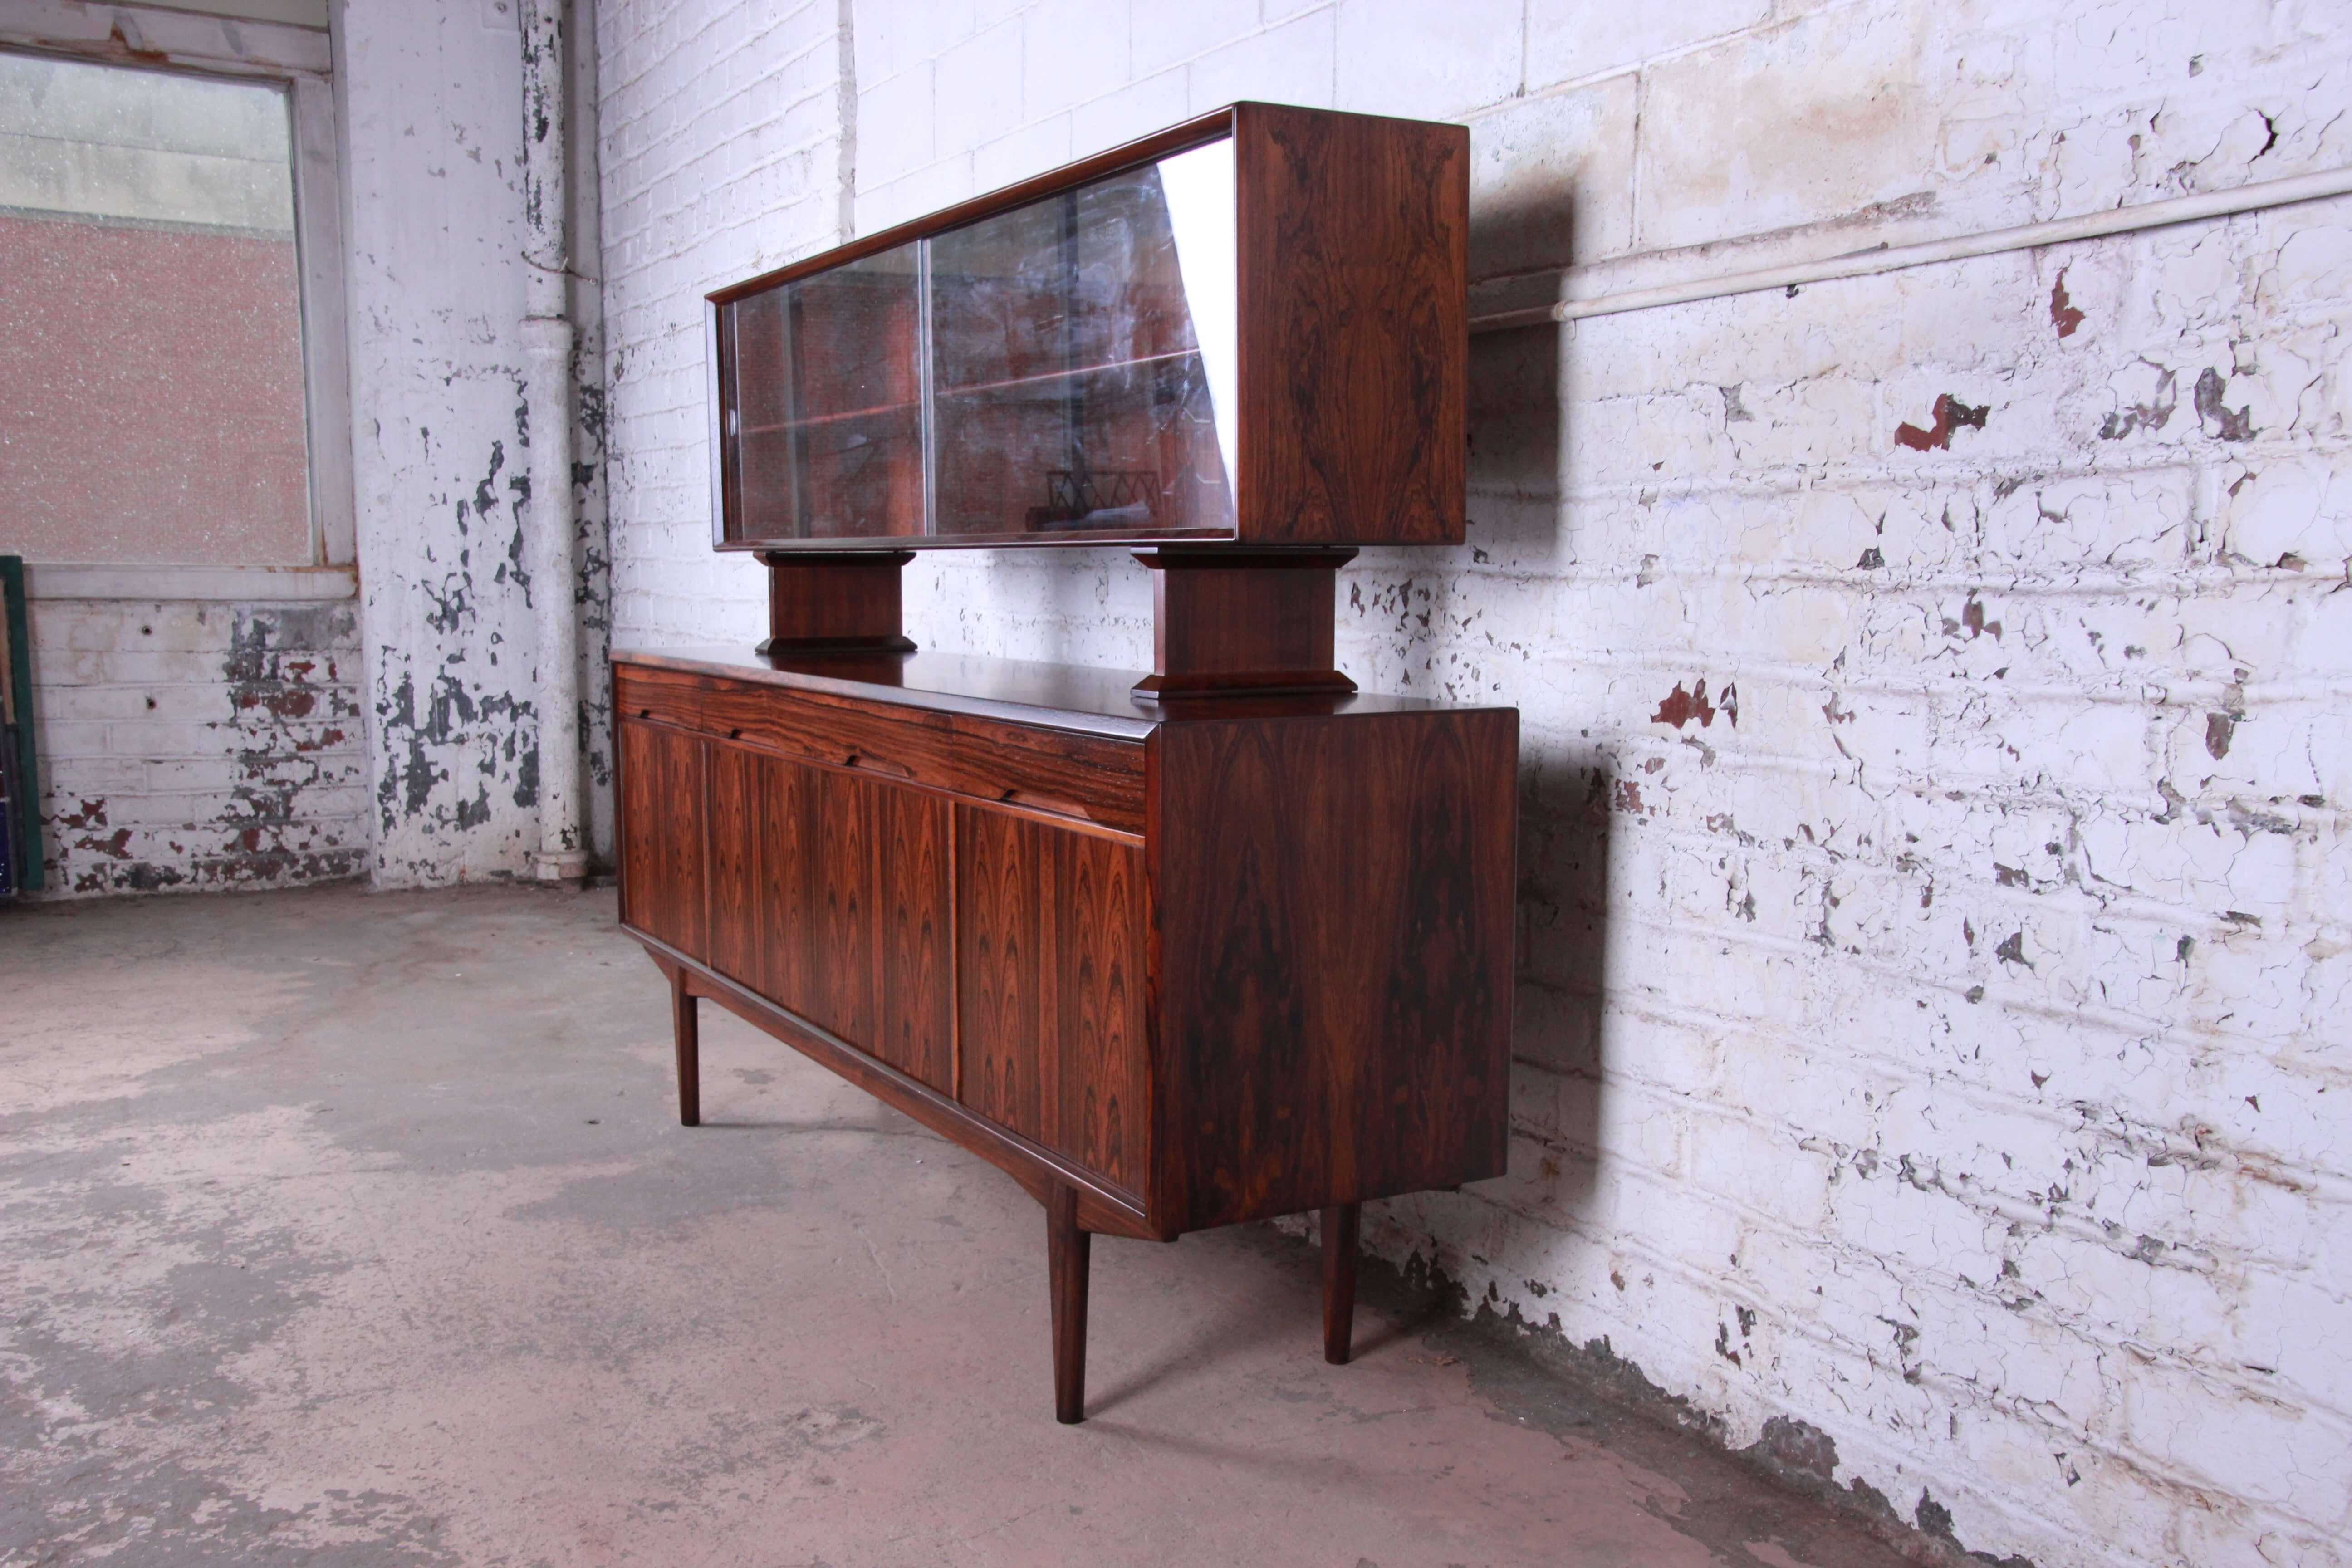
[615,647,1505,740]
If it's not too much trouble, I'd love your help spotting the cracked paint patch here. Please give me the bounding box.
[2048,268,2086,338]
[1895,394,1991,452]
[35,602,366,897]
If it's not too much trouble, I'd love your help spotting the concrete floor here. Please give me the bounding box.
[1,883,1923,1568]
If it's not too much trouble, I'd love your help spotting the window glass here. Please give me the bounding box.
[0,52,311,564]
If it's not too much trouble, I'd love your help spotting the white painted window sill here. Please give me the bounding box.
[21,564,358,603]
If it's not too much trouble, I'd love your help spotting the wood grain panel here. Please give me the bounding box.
[697,676,1145,833]
[876,785,955,1092]
[647,938,1157,1240]
[616,719,708,961]
[695,743,955,1095]
[704,743,762,986]
[1234,103,1467,547]
[1151,709,1515,1230]
[957,804,1147,1196]
[750,745,818,1018]
[810,765,879,1047]
[614,662,707,731]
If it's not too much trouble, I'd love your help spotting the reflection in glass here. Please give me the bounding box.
[927,141,1236,539]
[726,242,922,541]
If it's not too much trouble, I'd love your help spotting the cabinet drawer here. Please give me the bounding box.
[697,677,1144,835]
[613,663,706,731]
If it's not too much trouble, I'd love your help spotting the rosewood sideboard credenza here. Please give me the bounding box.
[615,101,1519,1422]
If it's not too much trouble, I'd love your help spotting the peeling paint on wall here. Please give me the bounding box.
[343,0,608,886]
[28,599,366,897]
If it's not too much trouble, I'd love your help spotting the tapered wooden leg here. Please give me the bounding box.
[1048,1183,1091,1424]
[1322,1202,1361,1365]
[671,973,701,1127]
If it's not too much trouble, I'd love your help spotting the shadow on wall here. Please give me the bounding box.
[1463,161,1572,572]
[1510,745,1612,1220]
[1470,186,1604,1213]
[1465,321,1568,570]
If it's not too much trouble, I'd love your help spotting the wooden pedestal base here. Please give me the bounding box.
[756,549,917,657]
[1131,547,1357,700]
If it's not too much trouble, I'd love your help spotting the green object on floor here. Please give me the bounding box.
[0,555,40,894]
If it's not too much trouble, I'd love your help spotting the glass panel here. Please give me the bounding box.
[926,138,1236,540]
[0,53,310,565]
[724,240,922,542]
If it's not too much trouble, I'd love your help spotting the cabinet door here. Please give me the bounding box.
[702,744,952,1094]
[617,719,707,961]
[956,805,1147,1196]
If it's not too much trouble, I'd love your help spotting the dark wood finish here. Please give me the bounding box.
[695,673,1147,833]
[878,784,956,1091]
[697,742,957,1094]
[619,649,1514,1414]
[1048,1183,1091,1424]
[653,927,1157,1239]
[1235,103,1467,548]
[624,643,1460,735]
[957,804,1148,1198]
[671,968,701,1127]
[1132,547,1356,699]
[758,550,917,654]
[621,665,1145,835]
[1321,1201,1360,1364]
[616,717,708,962]
[708,104,1467,553]
[621,647,1511,1226]
[648,102,1491,1420]
[1151,709,1517,1232]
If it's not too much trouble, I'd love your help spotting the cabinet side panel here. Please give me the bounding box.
[617,719,710,961]
[1235,105,1467,546]
[877,785,955,1093]
[1155,711,1514,1230]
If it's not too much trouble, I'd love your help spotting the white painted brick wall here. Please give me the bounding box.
[337,0,614,886]
[24,598,366,895]
[593,2,2352,1562]
[596,0,847,656]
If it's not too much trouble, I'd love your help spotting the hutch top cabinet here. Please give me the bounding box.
[707,102,1468,551]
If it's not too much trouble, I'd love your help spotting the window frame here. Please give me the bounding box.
[0,0,353,574]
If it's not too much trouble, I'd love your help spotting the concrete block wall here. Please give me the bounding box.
[25,596,366,894]
[591,2,2352,1562]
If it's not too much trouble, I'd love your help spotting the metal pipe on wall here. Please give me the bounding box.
[519,0,588,882]
[1469,164,2352,332]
